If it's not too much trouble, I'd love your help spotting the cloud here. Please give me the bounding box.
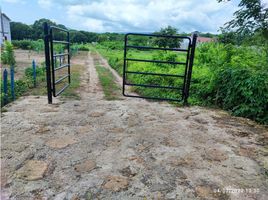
[38,0,53,9]
[39,0,239,33]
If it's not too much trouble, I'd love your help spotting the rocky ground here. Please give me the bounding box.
[1,52,268,200]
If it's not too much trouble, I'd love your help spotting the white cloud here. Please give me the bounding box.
[39,0,239,33]
[38,0,53,9]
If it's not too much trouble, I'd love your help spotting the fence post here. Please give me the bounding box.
[10,66,15,100]
[3,69,8,105]
[32,60,36,87]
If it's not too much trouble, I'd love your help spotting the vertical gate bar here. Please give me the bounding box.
[184,33,197,105]
[67,31,71,84]
[49,28,56,97]
[182,40,191,101]
[44,22,53,104]
[122,34,128,96]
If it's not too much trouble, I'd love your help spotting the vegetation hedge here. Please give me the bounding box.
[96,42,268,124]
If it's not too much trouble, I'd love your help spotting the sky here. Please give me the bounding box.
[1,0,267,33]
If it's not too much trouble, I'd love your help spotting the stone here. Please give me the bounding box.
[203,148,228,162]
[74,160,96,173]
[161,137,178,147]
[168,156,194,167]
[102,176,129,192]
[89,112,104,117]
[119,166,136,177]
[236,146,256,158]
[109,127,124,133]
[46,136,77,149]
[128,156,145,165]
[16,160,48,181]
[195,186,213,199]
[36,126,50,134]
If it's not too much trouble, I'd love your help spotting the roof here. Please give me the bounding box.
[197,37,214,43]
[1,13,11,21]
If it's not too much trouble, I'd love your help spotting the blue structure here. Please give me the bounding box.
[32,60,36,87]
[3,69,8,104]
[10,66,15,100]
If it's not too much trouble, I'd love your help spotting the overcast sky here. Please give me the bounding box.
[1,0,267,33]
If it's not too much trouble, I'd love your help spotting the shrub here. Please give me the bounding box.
[1,41,16,66]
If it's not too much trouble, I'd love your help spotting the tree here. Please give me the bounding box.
[70,31,88,43]
[10,22,33,40]
[153,26,182,48]
[218,0,268,39]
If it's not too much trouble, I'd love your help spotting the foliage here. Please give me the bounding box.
[10,22,33,40]
[96,64,121,100]
[1,41,16,66]
[153,26,182,48]
[218,0,268,40]
[12,40,44,51]
[70,31,88,43]
[1,65,46,106]
[214,68,268,123]
[96,39,268,124]
[10,18,125,44]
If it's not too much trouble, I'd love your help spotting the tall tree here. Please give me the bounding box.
[10,22,33,40]
[153,26,182,48]
[218,0,268,39]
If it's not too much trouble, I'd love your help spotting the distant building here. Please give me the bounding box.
[196,36,215,44]
[0,12,11,45]
[180,32,215,49]
[192,31,216,44]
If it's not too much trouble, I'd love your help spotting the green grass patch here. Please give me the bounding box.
[96,65,121,100]
[60,71,81,100]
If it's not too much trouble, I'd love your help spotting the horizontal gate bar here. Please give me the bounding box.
[52,40,70,44]
[123,94,182,102]
[126,33,191,40]
[55,74,69,84]
[126,45,188,52]
[126,71,184,78]
[126,58,186,65]
[55,84,70,96]
[53,53,69,57]
[50,26,69,32]
[125,83,182,90]
[54,64,70,71]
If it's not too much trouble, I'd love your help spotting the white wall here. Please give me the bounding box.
[0,14,11,45]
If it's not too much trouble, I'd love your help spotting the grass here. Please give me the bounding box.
[95,64,121,100]
[60,70,81,100]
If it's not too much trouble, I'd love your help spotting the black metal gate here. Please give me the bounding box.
[44,22,71,104]
[123,33,197,104]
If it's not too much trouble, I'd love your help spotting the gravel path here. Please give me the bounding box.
[1,52,268,200]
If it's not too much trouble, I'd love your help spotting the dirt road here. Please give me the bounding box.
[1,52,268,200]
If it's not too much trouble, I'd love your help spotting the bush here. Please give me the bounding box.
[213,68,268,123]
[12,40,33,50]
[1,41,16,66]
[97,41,268,124]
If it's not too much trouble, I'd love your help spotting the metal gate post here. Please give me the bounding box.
[44,22,53,104]
[122,34,128,96]
[184,33,197,105]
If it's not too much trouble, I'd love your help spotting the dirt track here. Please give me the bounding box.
[1,52,268,200]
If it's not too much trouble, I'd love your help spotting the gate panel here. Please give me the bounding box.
[122,33,197,104]
[44,22,71,104]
